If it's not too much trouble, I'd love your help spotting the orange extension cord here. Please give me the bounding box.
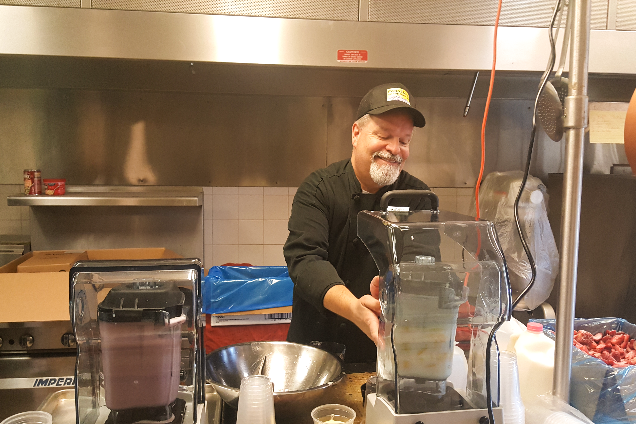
[474,0,504,221]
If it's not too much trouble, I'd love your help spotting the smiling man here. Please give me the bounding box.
[284,83,432,364]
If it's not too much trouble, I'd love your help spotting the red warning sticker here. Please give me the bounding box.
[337,50,368,63]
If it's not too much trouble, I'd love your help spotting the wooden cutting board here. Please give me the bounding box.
[625,88,636,175]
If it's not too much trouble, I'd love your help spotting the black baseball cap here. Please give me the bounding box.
[356,83,426,127]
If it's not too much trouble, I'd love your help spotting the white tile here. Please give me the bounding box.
[212,220,238,245]
[263,245,286,266]
[457,187,475,196]
[264,195,289,220]
[1,205,21,220]
[238,245,263,266]
[203,219,214,245]
[212,194,239,220]
[239,187,263,195]
[238,220,264,244]
[213,187,238,195]
[203,186,214,196]
[21,220,30,235]
[431,187,456,196]
[20,206,30,221]
[203,244,214,270]
[264,187,288,195]
[288,189,298,216]
[436,195,457,213]
[264,220,289,245]
[239,194,264,220]
[457,194,475,216]
[0,220,23,234]
[212,244,238,266]
[203,196,214,220]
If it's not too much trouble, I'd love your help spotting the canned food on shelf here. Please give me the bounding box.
[23,169,42,195]
[43,179,66,195]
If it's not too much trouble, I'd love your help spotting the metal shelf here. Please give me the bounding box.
[7,186,203,207]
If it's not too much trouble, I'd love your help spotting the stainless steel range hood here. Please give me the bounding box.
[0,4,634,74]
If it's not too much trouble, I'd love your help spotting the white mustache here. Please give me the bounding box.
[372,151,403,164]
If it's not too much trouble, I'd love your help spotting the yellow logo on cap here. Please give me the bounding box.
[386,88,410,105]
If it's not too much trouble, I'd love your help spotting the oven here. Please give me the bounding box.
[0,320,76,420]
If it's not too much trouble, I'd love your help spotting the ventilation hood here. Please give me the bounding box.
[0,4,634,74]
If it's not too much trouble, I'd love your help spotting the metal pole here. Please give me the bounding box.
[553,0,590,402]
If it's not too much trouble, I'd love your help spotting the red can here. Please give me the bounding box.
[24,169,42,195]
[43,179,66,195]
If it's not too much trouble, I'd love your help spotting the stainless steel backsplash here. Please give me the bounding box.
[0,61,632,188]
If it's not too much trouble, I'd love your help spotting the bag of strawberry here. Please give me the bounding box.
[574,328,636,367]
[535,318,636,423]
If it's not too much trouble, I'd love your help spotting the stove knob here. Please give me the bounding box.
[61,333,76,348]
[20,334,34,349]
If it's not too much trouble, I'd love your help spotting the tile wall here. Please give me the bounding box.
[0,185,30,237]
[202,186,474,269]
[0,184,474,269]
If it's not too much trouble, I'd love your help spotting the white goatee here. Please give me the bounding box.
[369,152,402,187]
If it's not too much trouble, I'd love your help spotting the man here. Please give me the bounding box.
[284,83,433,364]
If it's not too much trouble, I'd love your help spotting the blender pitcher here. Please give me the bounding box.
[70,259,205,424]
[98,281,185,412]
[358,191,511,417]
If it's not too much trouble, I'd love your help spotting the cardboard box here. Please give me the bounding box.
[0,248,181,323]
[17,251,89,273]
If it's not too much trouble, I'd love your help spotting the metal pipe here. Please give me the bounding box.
[553,0,590,402]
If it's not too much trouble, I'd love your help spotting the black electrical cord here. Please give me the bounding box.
[511,0,562,311]
[483,2,563,422]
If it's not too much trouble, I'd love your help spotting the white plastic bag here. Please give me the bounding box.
[471,171,559,311]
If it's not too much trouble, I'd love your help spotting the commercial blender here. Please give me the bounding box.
[69,259,206,424]
[359,191,511,424]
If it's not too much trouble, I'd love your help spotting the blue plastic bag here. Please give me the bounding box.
[202,266,293,314]
[536,318,636,423]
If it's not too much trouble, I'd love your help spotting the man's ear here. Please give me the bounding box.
[352,122,360,148]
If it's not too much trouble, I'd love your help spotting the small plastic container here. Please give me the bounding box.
[514,321,555,405]
[0,412,52,424]
[311,404,355,424]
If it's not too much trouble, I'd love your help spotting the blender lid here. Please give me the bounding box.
[98,281,185,323]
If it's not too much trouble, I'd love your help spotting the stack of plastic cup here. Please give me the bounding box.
[544,411,589,424]
[236,375,276,424]
[499,351,526,424]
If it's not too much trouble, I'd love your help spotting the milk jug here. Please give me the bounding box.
[514,321,555,405]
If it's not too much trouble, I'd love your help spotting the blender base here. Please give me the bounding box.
[365,393,503,424]
[106,399,187,424]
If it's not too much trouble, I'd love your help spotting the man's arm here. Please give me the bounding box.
[323,284,381,345]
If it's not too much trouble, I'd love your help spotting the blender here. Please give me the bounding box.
[70,259,205,424]
[359,191,511,424]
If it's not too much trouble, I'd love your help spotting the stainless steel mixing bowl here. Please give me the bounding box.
[205,341,344,412]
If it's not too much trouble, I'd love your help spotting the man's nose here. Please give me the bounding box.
[385,138,401,155]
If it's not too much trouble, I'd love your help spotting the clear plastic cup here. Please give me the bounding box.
[236,375,275,424]
[499,351,525,424]
[311,404,356,424]
[500,351,524,405]
[0,412,52,424]
[502,402,526,424]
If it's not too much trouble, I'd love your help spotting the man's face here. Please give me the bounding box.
[351,109,414,193]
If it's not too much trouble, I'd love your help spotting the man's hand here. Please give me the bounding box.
[323,285,381,345]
